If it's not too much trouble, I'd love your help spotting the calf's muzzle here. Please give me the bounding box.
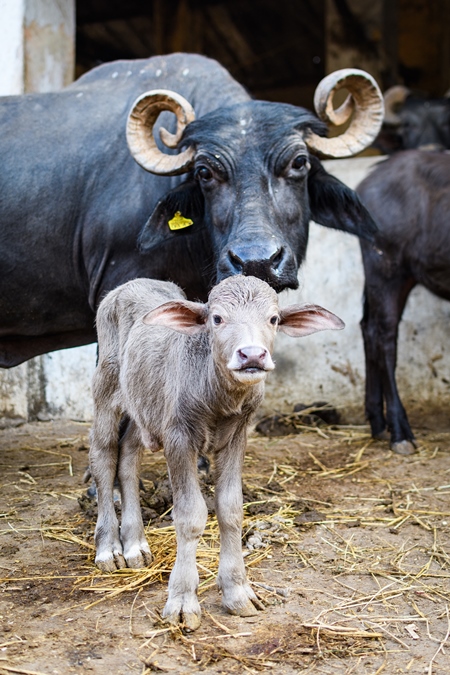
[236,345,272,371]
[228,344,275,377]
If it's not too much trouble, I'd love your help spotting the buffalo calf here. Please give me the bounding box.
[89,275,343,630]
[357,150,450,454]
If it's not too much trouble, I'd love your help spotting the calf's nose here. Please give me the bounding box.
[234,345,274,371]
[237,345,267,364]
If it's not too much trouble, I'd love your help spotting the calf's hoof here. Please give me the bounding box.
[391,439,417,456]
[227,598,260,617]
[124,544,153,569]
[162,599,202,632]
[222,584,265,617]
[95,550,127,572]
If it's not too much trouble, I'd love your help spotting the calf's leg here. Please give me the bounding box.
[90,406,126,571]
[215,429,264,616]
[163,440,208,631]
[117,420,152,568]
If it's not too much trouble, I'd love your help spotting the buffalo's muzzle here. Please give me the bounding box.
[218,243,298,291]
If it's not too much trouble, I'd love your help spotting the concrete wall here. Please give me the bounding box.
[0,0,74,96]
[1,156,449,425]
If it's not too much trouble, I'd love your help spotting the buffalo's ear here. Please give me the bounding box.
[307,156,377,241]
[143,300,207,335]
[138,178,205,253]
[279,303,344,337]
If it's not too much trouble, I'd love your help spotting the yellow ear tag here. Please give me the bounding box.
[168,211,194,231]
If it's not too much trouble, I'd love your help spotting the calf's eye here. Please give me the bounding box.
[270,315,279,325]
[213,315,223,325]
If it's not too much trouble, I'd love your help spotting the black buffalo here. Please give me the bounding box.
[375,85,450,154]
[0,53,383,368]
[357,149,450,454]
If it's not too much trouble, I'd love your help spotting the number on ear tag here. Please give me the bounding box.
[168,211,194,230]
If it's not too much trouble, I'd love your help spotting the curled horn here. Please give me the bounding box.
[383,85,410,125]
[126,89,196,175]
[306,69,384,158]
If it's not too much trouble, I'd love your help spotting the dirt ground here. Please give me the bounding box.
[1,412,450,675]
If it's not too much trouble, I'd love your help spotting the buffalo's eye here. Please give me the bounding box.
[270,315,279,325]
[196,165,213,181]
[213,315,223,325]
[292,155,308,170]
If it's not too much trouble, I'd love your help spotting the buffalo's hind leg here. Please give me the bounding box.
[117,420,152,568]
[360,267,417,454]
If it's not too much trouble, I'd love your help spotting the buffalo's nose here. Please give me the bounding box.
[226,246,286,277]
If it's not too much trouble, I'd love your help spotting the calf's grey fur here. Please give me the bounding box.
[89,275,343,630]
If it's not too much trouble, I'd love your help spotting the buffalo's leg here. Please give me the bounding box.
[215,428,264,616]
[89,405,126,571]
[361,289,389,439]
[117,420,152,568]
[360,272,416,454]
[162,441,208,631]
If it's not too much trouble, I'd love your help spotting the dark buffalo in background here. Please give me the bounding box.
[356,149,450,455]
[374,85,450,154]
[0,53,383,369]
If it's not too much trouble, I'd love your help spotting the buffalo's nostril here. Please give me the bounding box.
[227,250,244,273]
[270,247,284,269]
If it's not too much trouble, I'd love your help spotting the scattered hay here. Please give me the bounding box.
[2,424,450,673]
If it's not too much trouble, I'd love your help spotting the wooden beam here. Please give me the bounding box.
[205,4,256,67]
[381,0,398,88]
[441,0,450,93]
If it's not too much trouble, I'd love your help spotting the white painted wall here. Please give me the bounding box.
[0,0,25,96]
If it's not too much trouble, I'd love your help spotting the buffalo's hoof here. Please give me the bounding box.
[374,429,390,441]
[391,439,417,455]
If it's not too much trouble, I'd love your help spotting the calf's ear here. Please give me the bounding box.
[143,300,207,335]
[279,303,345,337]
[307,156,377,241]
[138,178,205,253]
